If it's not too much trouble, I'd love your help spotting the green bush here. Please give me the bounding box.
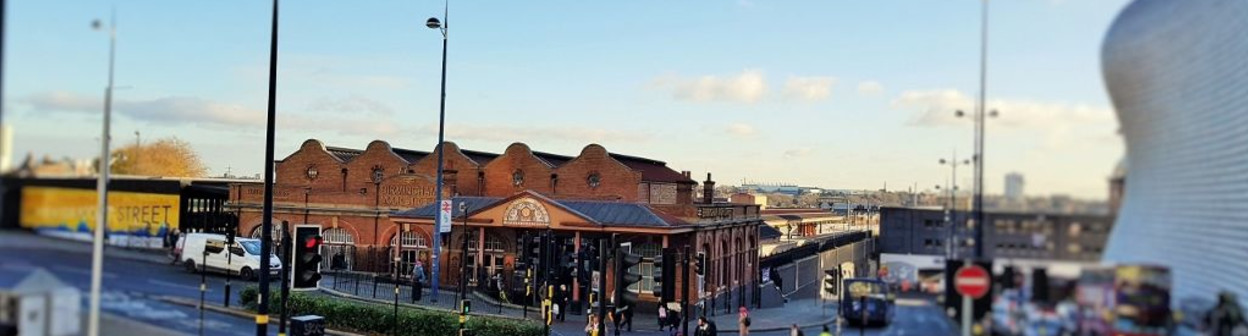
[238,286,544,336]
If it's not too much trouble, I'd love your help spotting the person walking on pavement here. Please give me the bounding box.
[738,305,751,336]
[658,302,669,332]
[411,259,426,302]
[1206,291,1247,336]
[557,284,570,322]
[789,323,805,336]
[695,316,718,336]
[818,325,832,336]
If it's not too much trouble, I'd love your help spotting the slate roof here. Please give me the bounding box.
[391,196,502,218]
[759,225,783,240]
[325,146,364,162]
[315,141,693,184]
[392,195,683,228]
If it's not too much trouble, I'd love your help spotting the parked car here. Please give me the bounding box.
[176,233,281,280]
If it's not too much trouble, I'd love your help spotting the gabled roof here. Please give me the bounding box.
[392,191,684,228]
[325,146,364,162]
[392,148,430,164]
[611,154,695,184]
[391,196,502,218]
[312,140,695,184]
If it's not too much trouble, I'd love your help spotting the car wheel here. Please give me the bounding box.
[240,267,255,280]
[184,259,197,273]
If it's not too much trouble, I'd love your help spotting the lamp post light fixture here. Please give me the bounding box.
[87,11,117,336]
[426,0,450,304]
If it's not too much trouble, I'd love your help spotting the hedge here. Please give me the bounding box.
[239,286,544,336]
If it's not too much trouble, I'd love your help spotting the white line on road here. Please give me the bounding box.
[148,279,212,292]
[53,265,119,278]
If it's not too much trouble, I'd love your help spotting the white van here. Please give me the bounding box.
[175,233,282,280]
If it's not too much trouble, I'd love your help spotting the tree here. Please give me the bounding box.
[111,137,208,177]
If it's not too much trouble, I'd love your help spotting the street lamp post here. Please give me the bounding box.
[426,0,450,304]
[87,11,117,336]
[938,152,969,259]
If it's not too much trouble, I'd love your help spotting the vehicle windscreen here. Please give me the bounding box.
[240,241,262,256]
[846,281,887,299]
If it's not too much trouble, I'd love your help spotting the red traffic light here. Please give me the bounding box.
[305,235,323,249]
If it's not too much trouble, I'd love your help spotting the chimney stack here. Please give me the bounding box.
[703,172,716,204]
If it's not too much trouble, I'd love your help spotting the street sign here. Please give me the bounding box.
[438,200,453,233]
[954,265,990,299]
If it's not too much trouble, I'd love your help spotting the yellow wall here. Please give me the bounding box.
[21,187,181,238]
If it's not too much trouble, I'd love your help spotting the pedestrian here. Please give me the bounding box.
[695,316,718,336]
[623,303,634,331]
[818,325,832,336]
[789,324,804,336]
[558,284,569,322]
[658,302,669,332]
[586,313,599,336]
[411,260,426,302]
[738,305,751,336]
[331,251,346,270]
[1206,291,1247,336]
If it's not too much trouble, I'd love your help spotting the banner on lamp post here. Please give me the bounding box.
[439,200,453,233]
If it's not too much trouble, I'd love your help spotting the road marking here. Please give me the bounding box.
[149,279,212,292]
[53,265,119,278]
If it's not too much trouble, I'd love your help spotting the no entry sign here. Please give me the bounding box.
[954,265,990,299]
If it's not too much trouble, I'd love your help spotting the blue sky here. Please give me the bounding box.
[4,0,1130,198]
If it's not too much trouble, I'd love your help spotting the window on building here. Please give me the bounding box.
[631,243,662,293]
[322,228,354,271]
[390,231,429,279]
[1069,222,1083,237]
[512,170,525,187]
[1068,243,1083,254]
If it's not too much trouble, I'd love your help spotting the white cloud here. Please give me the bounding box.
[783,76,835,102]
[724,122,758,138]
[783,147,813,158]
[652,69,768,103]
[891,88,1117,149]
[436,124,651,143]
[18,91,404,137]
[856,81,885,97]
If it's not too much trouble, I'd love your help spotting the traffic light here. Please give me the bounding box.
[824,269,838,296]
[693,252,706,276]
[293,234,323,289]
[615,246,643,310]
[654,249,676,302]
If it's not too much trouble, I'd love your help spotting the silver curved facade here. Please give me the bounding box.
[1102,0,1248,303]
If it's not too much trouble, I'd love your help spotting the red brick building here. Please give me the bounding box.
[228,139,761,310]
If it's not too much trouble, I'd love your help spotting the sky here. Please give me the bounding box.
[2,0,1131,199]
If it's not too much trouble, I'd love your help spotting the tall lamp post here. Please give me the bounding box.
[937,152,969,259]
[426,0,450,304]
[87,12,117,336]
[962,0,995,260]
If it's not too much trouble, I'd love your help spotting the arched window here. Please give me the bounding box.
[322,228,354,271]
[391,231,429,278]
[720,240,730,287]
[249,223,283,242]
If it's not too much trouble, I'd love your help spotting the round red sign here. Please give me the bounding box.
[954,265,991,299]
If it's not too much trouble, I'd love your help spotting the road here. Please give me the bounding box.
[1,233,957,336]
[0,244,270,335]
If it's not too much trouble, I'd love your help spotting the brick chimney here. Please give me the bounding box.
[703,173,716,204]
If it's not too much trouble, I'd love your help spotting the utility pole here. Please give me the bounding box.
[972,0,990,260]
[681,245,690,336]
[256,1,280,335]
